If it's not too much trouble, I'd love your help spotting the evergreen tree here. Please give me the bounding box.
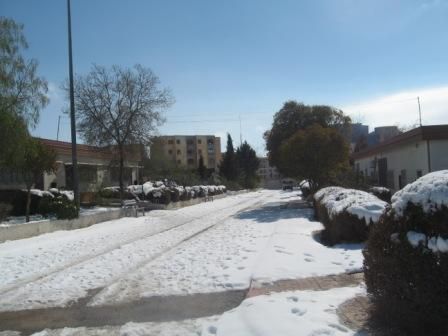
[236,141,260,180]
[219,133,238,180]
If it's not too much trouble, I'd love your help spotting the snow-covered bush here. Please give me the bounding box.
[369,186,391,203]
[314,186,388,245]
[364,170,448,335]
[98,187,134,200]
[299,180,311,198]
[127,185,144,195]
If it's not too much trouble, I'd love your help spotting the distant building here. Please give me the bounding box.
[351,123,369,143]
[367,126,401,146]
[0,138,143,192]
[257,157,282,189]
[352,125,448,191]
[150,135,222,171]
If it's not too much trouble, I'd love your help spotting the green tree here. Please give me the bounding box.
[69,64,173,199]
[0,111,28,167]
[279,124,349,192]
[264,101,351,175]
[236,141,260,188]
[0,17,48,127]
[219,133,238,181]
[20,138,57,222]
[0,17,48,168]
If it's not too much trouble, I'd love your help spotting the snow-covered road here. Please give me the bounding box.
[0,189,364,335]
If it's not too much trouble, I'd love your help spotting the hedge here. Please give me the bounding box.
[314,186,387,245]
[364,170,448,335]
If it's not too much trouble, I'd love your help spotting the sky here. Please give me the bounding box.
[2,0,448,155]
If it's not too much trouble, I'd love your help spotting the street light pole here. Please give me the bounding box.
[67,0,80,208]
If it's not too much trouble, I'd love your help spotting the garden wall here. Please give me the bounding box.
[0,191,244,243]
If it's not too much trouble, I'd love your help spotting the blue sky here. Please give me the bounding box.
[2,0,448,154]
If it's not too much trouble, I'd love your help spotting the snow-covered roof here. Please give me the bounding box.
[392,170,448,216]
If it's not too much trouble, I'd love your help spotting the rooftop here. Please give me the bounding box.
[352,125,448,160]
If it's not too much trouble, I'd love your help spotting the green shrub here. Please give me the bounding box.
[314,200,370,245]
[52,196,79,219]
[0,190,41,216]
[161,189,171,205]
[364,205,448,335]
[369,186,392,203]
[0,203,12,222]
[37,195,55,217]
[364,171,448,335]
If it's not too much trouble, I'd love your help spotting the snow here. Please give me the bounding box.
[127,185,144,195]
[403,231,448,253]
[299,180,310,189]
[406,231,426,247]
[314,187,388,224]
[0,190,363,314]
[59,190,74,201]
[428,236,448,253]
[392,170,448,216]
[89,192,362,306]
[202,285,366,336]
[369,186,389,194]
[142,181,154,195]
[27,316,219,336]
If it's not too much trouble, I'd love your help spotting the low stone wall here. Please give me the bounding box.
[0,191,246,243]
[0,208,124,243]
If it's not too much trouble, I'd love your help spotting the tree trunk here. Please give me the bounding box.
[119,146,124,202]
[25,186,31,223]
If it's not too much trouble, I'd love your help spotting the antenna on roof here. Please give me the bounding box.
[417,97,422,127]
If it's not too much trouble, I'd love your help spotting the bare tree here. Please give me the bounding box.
[69,64,173,198]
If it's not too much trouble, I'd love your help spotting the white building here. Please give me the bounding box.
[257,157,282,189]
[352,125,448,191]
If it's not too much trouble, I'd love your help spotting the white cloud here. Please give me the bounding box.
[342,86,448,130]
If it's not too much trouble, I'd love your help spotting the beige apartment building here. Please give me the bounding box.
[151,135,222,171]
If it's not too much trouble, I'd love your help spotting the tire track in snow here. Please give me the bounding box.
[0,194,255,296]
[0,193,268,311]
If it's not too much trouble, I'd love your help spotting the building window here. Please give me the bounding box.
[187,149,193,155]
[197,139,202,144]
[168,149,173,155]
[417,170,423,178]
[167,140,174,145]
[177,149,181,155]
[176,139,180,144]
[207,139,214,152]
[198,149,202,155]
[79,165,97,183]
[187,139,194,145]
[187,158,194,165]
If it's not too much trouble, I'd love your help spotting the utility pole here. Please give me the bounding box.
[56,115,61,141]
[417,96,422,127]
[67,0,80,208]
